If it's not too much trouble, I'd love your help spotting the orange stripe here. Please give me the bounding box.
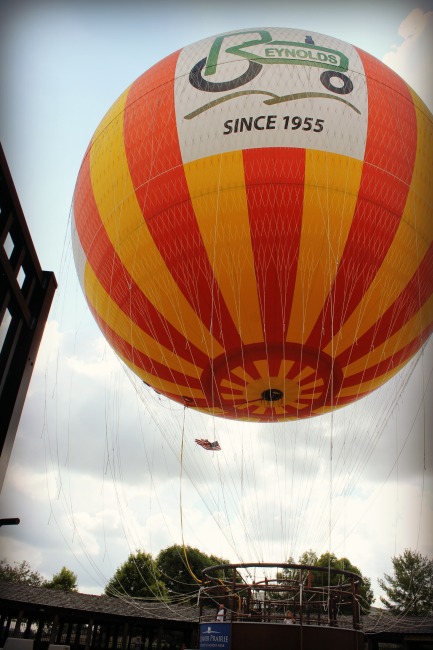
[89,70,223,360]
[74,123,211,372]
[83,261,202,380]
[327,85,433,361]
[339,361,409,400]
[121,355,206,401]
[124,67,244,354]
[183,151,263,346]
[306,50,418,351]
[342,293,433,379]
[286,151,363,344]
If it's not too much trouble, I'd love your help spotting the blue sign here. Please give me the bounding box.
[199,622,230,649]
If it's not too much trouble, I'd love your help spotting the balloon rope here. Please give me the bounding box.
[326,154,334,620]
[179,407,202,584]
[412,158,427,552]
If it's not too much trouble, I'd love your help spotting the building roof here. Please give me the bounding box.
[0,582,198,623]
[1,582,432,637]
[362,607,433,637]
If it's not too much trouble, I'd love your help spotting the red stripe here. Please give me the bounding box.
[123,51,182,197]
[123,53,243,355]
[306,49,417,351]
[339,320,433,390]
[90,304,204,391]
[73,149,210,371]
[333,392,369,408]
[337,243,433,367]
[243,147,305,371]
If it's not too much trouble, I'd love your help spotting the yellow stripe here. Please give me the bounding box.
[253,359,270,379]
[89,91,223,359]
[409,89,433,247]
[231,367,256,383]
[220,379,244,390]
[293,366,315,382]
[83,261,202,379]
[302,378,324,389]
[121,354,206,400]
[325,91,433,358]
[286,151,363,344]
[183,151,263,345]
[342,294,433,378]
[287,401,310,410]
[312,404,340,416]
[278,360,294,378]
[337,361,406,399]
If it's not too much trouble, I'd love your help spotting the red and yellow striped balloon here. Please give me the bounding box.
[72,28,433,422]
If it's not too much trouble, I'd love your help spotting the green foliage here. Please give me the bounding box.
[305,552,374,613]
[156,544,229,602]
[298,550,318,566]
[276,550,373,613]
[0,559,44,586]
[105,550,168,600]
[378,549,433,616]
[44,566,78,591]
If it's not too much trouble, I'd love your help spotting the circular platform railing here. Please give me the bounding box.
[199,562,363,630]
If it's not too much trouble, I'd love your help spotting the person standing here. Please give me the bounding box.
[216,603,225,621]
[284,610,295,624]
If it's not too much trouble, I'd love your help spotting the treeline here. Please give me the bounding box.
[0,560,77,591]
[1,547,432,616]
[103,545,228,602]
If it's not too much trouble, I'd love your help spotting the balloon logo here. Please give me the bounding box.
[72,28,433,422]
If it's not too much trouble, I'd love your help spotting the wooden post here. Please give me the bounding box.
[49,615,59,644]
[24,618,32,639]
[246,588,251,620]
[156,625,162,650]
[299,570,303,625]
[85,619,94,650]
[112,624,119,650]
[351,577,358,630]
[13,610,24,637]
[1,615,12,645]
[121,622,129,650]
[65,622,73,646]
[299,577,303,650]
[34,619,45,650]
[231,567,237,622]
[75,624,82,649]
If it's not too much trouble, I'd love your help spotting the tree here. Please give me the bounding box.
[312,552,374,613]
[105,550,168,600]
[0,559,44,586]
[275,551,373,613]
[156,544,229,602]
[44,566,78,591]
[277,550,319,583]
[298,550,318,566]
[378,549,433,616]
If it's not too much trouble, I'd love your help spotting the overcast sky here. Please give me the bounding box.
[0,0,432,607]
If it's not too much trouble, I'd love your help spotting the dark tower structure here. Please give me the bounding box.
[0,144,57,491]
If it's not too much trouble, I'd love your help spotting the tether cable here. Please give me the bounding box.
[179,407,202,584]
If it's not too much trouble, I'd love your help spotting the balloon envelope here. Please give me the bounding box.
[72,27,433,422]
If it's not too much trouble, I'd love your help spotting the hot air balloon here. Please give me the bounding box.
[72,27,433,422]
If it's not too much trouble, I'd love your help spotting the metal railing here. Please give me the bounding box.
[199,562,363,630]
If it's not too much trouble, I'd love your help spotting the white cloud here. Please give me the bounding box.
[6,465,56,503]
[398,8,432,40]
[383,8,433,110]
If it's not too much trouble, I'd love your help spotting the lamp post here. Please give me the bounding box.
[0,518,20,527]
